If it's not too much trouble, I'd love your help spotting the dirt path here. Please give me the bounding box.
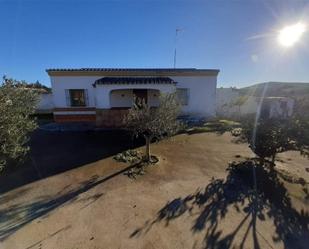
[0,133,308,249]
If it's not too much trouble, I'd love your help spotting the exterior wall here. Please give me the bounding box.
[110,89,133,108]
[53,107,96,122]
[171,76,217,116]
[36,93,54,113]
[95,84,175,109]
[268,98,294,118]
[147,89,160,107]
[51,76,99,107]
[49,74,218,124]
[215,91,295,119]
[216,88,240,116]
[109,89,160,108]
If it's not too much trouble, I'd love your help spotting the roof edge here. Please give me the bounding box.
[46,68,220,77]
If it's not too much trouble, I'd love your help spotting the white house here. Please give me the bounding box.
[47,68,219,127]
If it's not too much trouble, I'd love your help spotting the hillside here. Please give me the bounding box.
[238,82,309,98]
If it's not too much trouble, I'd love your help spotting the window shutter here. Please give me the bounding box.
[85,89,89,106]
[65,89,71,107]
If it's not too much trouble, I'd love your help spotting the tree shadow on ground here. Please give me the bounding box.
[131,160,309,249]
[0,129,143,194]
[0,163,137,241]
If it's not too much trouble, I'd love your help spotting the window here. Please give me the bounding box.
[65,89,88,107]
[176,88,189,105]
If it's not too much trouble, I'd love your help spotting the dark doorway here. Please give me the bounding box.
[133,89,148,104]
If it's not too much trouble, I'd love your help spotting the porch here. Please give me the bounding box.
[94,77,177,127]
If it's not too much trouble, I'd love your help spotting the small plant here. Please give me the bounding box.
[113,150,141,164]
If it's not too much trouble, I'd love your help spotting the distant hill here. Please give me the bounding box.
[238,82,309,98]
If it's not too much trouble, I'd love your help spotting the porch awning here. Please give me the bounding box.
[93,77,176,86]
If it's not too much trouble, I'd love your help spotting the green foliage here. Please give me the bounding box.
[241,117,309,163]
[125,93,182,139]
[124,93,182,161]
[0,77,39,170]
[294,97,309,119]
[187,119,241,135]
[113,150,141,164]
[9,79,51,93]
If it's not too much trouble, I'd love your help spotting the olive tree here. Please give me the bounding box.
[124,93,182,162]
[0,77,39,171]
[240,116,308,165]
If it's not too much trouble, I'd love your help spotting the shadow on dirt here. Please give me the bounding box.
[0,163,137,241]
[0,129,142,194]
[131,159,309,249]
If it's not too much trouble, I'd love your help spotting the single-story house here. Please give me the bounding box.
[46,68,220,127]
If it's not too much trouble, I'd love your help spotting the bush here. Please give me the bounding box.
[240,116,308,164]
[0,77,39,170]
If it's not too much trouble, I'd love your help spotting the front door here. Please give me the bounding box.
[133,89,148,104]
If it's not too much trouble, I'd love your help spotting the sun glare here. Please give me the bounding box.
[278,22,306,47]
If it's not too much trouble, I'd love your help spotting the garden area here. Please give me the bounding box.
[0,80,308,249]
[0,131,308,249]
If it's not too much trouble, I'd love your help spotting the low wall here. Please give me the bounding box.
[54,114,96,123]
[96,109,129,128]
[53,107,96,123]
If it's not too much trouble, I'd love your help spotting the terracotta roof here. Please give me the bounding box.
[94,77,176,85]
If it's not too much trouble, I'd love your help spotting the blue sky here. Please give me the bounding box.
[0,0,308,87]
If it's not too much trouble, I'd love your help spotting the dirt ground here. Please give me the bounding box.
[0,132,308,249]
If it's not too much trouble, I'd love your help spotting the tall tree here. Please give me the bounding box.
[0,77,39,171]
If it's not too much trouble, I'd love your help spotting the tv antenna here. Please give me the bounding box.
[173,28,183,68]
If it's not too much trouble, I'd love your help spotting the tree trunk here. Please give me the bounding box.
[259,157,265,166]
[145,136,151,162]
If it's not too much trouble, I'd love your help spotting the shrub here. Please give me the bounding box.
[240,117,308,164]
[0,77,39,170]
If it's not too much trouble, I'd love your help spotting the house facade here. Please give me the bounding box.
[47,68,219,127]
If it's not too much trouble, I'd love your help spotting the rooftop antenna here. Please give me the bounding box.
[174,28,183,68]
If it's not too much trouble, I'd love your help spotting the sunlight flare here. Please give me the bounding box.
[278,22,306,47]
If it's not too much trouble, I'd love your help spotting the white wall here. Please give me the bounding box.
[37,93,54,110]
[147,89,160,107]
[50,75,217,117]
[95,84,175,109]
[269,98,294,118]
[109,89,161,108]
[110,89,133,108]
[172,76,217,116]
[215,88,295,118]
[216,88,240,116]
[51,76,99,107]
